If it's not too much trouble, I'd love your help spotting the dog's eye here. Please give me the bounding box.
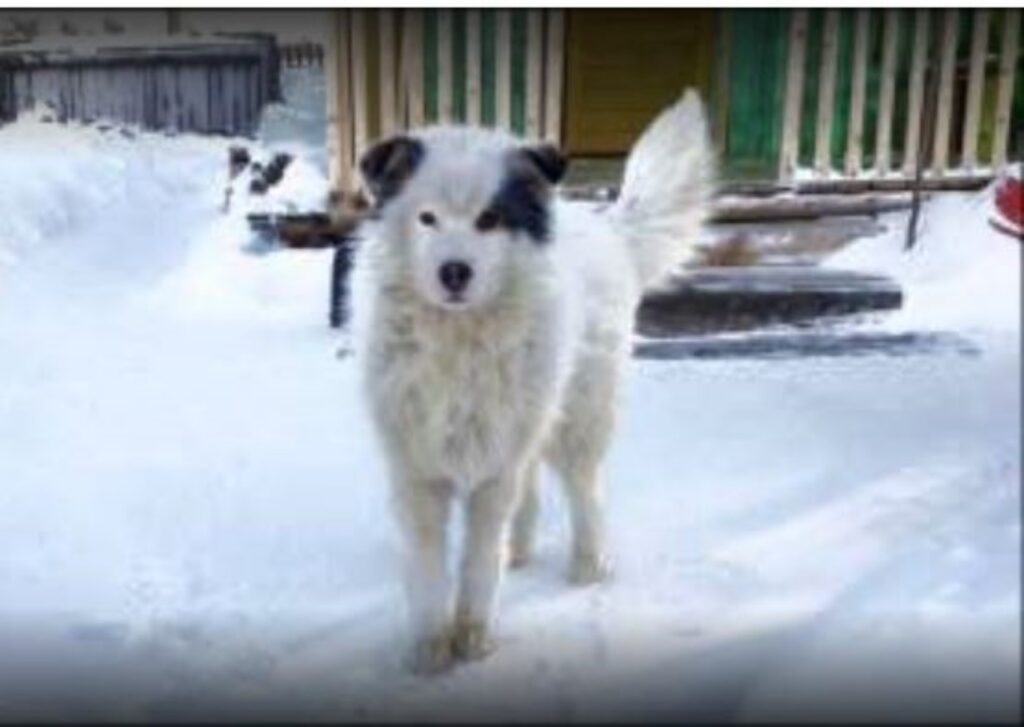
[475,209,500,232]
[418,210,437,227]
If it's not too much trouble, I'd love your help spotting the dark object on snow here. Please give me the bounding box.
[634,330,978,361]
[246,153,294,195]
[0,33,280,135]
[329,238,357,329]
[637,266,903,337]
[228,146,251,178]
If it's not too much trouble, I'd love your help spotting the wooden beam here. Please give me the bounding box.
[495,10,512,131]
[903,10,931,175]
[814,10,840,174]
[874,9,899,174]
[930,9,958,174]
[323,10,344,192]
[378,9,397,137]
[437,9,453,123]
[778,9,809,181]
[525,10,543,139]
[543,9,565,144]
[466,10,481,125]
[844,9,870,176]
[350,9,369,169]
[992,9,1021,168]
[961,9,990,170]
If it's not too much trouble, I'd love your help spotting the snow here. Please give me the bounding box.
[0,106,1019,720]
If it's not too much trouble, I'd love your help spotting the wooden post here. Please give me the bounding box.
[930,9,958,174]
[437,10,453,123]
[903,10,930,175]
[961,9,990,170]
[401,10,425,128]
[351,10,369,170]
[496,10,512,131]
[874,10,899,174]
[379,10,397,138]
[543,9,565,145]
[992,9,1021,169]
[525,10,543,139]
[324,11,342,191]
[466,10,482,125]
[844,9,870,176]
[814,10,840,174]
[778,10,808,181]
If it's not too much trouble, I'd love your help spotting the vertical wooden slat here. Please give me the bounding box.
[961,10,990,170]
[403,10,425,128]
[437,9,453,123]
[930,9,958,173]
[903,10,931,175]
[378,9,397,137]
[525,10,543,139]
[814,10,840,174]
[992,9,1021,169]
[350,9,369,169]
[844,9,870,176]
[495,10,512,131]
[778,9,808,180]
[543,9,565,144]
[466,10,482,125]
[335,10,354,191]
[874,9,899,174]
[324,11,343,190]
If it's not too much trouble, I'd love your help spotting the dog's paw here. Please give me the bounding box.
[451,620,496,662]
[568,552,612,585]
[409,631,456,676]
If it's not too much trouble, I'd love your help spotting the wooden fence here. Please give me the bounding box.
[324,9,565,193]
[775,8,1021,181]
[0,34,281,136]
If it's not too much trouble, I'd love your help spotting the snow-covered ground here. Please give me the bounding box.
[0,111,1019,721]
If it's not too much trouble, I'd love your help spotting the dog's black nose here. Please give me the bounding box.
[439,261,473,294]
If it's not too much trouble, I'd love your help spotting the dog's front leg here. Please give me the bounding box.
[391,476,455,675]
[452,471,520,661]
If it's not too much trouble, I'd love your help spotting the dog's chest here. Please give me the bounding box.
[374,319,556,485]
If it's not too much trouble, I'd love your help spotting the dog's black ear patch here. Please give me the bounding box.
[520,143,568,185]
[359,135,425,207]
[479,148,562,244]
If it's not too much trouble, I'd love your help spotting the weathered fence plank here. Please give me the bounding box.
[930,9,958,173]
[844,9,870,176]
[992,9,1021,168]
[961,9,990,170]
[902,10,931,176]
[778,9,808,181]
[814,10,840,174]
[543,9,565,144]
[874,9,899,174]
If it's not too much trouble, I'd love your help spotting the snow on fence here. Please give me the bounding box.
[324,9,565,194]
[777,8,1021,182]
[0,34,282,136]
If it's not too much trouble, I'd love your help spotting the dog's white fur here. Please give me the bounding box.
[350,90,713,673]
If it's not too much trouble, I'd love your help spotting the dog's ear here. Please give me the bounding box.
[519,143,568,185]
[359,135,425,206]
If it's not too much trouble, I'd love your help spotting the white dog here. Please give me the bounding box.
[349,90,713,674]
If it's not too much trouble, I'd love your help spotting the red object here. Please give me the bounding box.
[990,172,1023,240]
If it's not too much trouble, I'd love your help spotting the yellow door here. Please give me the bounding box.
[564,10,716,156]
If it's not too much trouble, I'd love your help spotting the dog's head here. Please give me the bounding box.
[359,126,567,312]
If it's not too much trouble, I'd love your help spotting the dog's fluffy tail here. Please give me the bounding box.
[610,89,714,289]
